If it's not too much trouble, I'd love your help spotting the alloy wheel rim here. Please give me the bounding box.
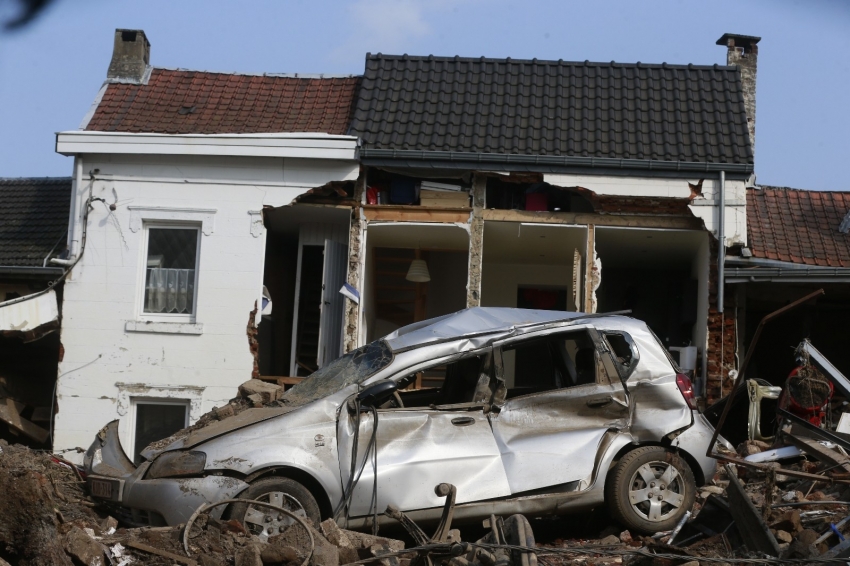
[627,460,685,522]
[243,492,307,541]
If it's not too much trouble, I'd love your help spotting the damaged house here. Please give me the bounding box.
[52,30,361,461]
[343,34,758,404]
[722,186,850,396]
[0,177,71,446]
[49,29,759,460]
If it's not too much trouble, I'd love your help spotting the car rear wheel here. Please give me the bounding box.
[606,446,695,535]
[228,477,321,541]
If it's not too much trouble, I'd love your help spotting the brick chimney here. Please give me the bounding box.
[717,33,761,158]
[107,29,150,82]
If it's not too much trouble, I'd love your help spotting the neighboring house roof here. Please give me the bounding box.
[0,178,72,268]
[747,186,850,268]
[350,54,753,170]
[84,69,361,135]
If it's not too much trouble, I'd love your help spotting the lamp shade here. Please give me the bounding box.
[405,259,431,282]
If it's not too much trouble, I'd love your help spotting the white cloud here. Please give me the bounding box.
[330,0,435,64]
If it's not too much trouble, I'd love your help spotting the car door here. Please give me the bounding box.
[488,327,631,494]
[336,350,512,518]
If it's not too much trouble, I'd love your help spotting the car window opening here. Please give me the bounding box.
[502,330,598,399]
[394,353,491,408]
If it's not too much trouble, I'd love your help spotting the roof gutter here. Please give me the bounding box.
[726,266,850,283]
[359,148,753,175]
[0,266,65,277]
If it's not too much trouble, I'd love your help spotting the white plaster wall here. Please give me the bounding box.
[55,154,358,462]
[544,173,747,248]
[481,262,573,309]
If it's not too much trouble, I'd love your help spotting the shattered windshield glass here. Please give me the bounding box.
[282,340,394,405]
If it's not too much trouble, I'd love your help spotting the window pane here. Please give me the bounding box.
[144,228,198,314]
[133,403,187,464]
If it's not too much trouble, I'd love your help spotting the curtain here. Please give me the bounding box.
[145,268,195,314]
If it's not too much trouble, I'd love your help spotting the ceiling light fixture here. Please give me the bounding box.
[406,249,430,282]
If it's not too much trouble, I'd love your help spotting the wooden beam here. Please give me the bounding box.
[0,398,49,443]
[785,434,850,474]
[363,205,471,223]
[480,208,702,230]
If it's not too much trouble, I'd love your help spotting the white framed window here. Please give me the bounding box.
[129,398,190,465]
[139,224,201,322]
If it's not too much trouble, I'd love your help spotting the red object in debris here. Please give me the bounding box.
[676,373,698,410]
[525,193,548,211]
[366,186,379,205]
[780,366,834,427]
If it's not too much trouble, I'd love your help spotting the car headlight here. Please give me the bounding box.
[147,451,206,479]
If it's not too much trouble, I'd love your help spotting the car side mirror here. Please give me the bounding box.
[356,380,398,408]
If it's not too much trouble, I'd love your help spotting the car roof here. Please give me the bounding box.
[382,307,617,352]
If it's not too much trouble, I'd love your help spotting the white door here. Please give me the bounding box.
[317,239,348,368]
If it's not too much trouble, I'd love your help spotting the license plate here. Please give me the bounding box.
[89,477,120,500]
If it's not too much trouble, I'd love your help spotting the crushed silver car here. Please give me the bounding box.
[83,308,717,536]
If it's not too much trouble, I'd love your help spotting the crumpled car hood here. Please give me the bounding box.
[140,405,298,460]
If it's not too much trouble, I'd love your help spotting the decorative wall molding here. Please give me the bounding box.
[128,206,217,235]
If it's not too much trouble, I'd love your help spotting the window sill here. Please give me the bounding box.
[125,321,204,335]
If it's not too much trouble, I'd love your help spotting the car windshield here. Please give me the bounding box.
[281,340,394,405]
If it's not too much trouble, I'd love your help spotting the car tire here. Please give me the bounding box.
[605,446,695,535]
[228,477,322,540]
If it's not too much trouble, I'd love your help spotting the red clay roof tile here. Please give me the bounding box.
[747,186,850,268]
[85,68,361,135]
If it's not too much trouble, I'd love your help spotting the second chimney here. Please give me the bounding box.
[717,33,761,159]
[107,29,150,83]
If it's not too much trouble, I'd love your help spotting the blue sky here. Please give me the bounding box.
[0,0,848,190]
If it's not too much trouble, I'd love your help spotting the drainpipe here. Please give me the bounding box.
[51,158,84,267]
[717,171,725,314]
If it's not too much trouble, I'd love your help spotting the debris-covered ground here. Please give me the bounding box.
[6,331,850,565]
[5,429,850,566]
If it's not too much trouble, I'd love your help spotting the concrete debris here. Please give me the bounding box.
[238,379,284,404]
[64,526,106,566]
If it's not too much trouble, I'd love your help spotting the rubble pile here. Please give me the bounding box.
[0,437,410,566]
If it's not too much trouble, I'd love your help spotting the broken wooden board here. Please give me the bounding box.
[784,433,850,474]
[0,397,49,443]
[724,464,781,557]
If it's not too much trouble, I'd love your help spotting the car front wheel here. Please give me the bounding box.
[606,446,695,535]
[228,477,321,541]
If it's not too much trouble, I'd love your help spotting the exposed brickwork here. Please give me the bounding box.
[246,302,259,379]
[466,176,486,307]
[705,235,738,403]
[343,175,366,354]
[86,69,361,135]
[719,34,759,157]
[592,194,693,216]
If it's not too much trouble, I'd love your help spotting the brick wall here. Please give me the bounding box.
[592,194,693,216]
[705,235,738,404]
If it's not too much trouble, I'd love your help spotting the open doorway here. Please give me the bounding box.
[594,228,708,373]
[362,223,469,343]
[261,206,351,379]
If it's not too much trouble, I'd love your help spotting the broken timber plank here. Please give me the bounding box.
[126,540,198,566]
[724,464,781,557]
[480,208,703,230]
[363,205,471,223]
[784,434,850,474]
[0,397,48,443]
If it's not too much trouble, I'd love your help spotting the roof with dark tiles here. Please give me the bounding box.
[747,186,850,268]
[0,178,72,268]
[349,54,753,166]
[85,69,361,135]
